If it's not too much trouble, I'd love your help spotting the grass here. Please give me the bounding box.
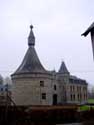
[79,105,90,111]
[88,98,94,103]
[78,98,94,111]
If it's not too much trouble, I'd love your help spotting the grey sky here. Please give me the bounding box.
[0,0,94,85]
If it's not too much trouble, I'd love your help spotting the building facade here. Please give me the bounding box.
[11,25,88,105]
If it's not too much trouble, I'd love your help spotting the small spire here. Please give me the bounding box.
[58,61,69,74]
[28,25,35,46]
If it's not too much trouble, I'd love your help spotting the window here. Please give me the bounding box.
[73,86,75,91]
[80,94,82,100]
[70,86,72,92]
[71,94,72,101]
[77,86,81,92]
[0,88,3,91]
[54,85,56,90]
[71,94,75,101]
[84,94,86,100]
[40,81,44,87]
[42,93,46,99]
[5,88,8,91]
[80,86,81,92]
[78,94,80,101]
[83,87,87,91]
[73,94,75,101]
[77,86,78,92]
[69,79,74,83]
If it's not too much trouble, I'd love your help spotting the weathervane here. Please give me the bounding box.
[82,22,94,59]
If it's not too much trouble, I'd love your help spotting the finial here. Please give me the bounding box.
[28,25,35,46]
[30,25,33,29]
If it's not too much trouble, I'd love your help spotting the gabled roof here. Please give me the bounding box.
[12,25,47,75]
[82,22,94,36]
[58,61,69,74]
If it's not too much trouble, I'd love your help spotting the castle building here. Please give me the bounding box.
[11,25,88,105]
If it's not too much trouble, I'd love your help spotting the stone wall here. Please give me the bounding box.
[11,72,88,105]
[12,73,53,105]
[56,73,88,104]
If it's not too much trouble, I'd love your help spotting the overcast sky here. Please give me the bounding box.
[0,0,94,85]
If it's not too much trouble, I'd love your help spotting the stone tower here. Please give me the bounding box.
[57,62,70,103]
[11,25,53,105]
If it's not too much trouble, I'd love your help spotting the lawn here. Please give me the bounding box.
[79,105,90,111]
[88,98,94,103]
[78,98,94,111]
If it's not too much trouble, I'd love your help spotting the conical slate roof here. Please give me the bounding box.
[12,25,47,75]
[58,61,69,74]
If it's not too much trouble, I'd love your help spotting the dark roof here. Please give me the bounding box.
[13,46,47,75]
[69,75,87,85]
[82,22,94,36]
[12,25,47,75]
[58,61,69,74]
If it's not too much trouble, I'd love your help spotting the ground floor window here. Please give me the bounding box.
[42,93,46,99]
[70,94,75,101]
[71,94,72,101]
[73,94,75,101]
[53,94,57,105]
[78,94,79,100]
